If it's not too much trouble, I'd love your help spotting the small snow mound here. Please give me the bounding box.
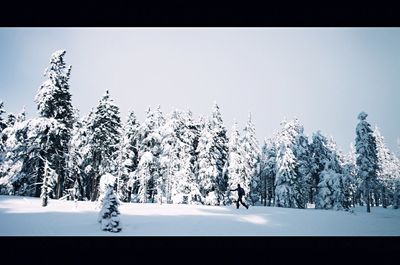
[99,173,116,192]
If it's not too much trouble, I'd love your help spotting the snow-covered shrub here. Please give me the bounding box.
[98,186,121,233]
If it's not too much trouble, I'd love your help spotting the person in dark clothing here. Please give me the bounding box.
[230,184,249,209]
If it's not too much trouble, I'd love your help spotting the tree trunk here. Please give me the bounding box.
[358,190,364,206]
[264,175,267,206]
[34,173,42,198]
[127,187,132,203]
[91,176,99,201]
[366,179,371,213]
[56,174,64,199]
[394,184,399,209]
[382,186,387,208]
[374,191,379,207]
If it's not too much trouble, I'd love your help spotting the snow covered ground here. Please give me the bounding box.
[0,195,399,236]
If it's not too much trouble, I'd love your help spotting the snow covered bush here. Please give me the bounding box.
[98,173,117,204]
[98,186,122,233]
[98,173,121,233]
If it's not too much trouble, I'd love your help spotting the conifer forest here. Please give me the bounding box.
[1,50,399,217]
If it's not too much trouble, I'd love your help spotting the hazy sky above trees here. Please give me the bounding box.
[1,28,399,153]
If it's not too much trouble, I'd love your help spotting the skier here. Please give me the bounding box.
[230,184,249,209]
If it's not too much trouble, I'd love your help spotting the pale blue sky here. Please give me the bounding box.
[0,28,399,153]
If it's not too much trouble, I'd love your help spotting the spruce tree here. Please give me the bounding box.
[315,137,347,210]
[374,127,400,208]
[159,112,179,203]
[241,113,261,205]
[1,117,64,197]
[196,120,221,205]
[274,141,298,208]
[87,90,122,201]
[70,112,94,200]
[35,50,74,199]
[355,112,378,213]
[98,173,121,232]
[180,110,202,204]
[294,125,311,207]
[118,110,139,202]
[342,144,357,207]
[374,126,395,208]
[260,138,277,206]
[0,108,26,194]
[309,131,331,204]
[133,107,164,203]
[159,110,200,204]
[274,119,304,208]
[209,102,229,204]
[226,121,246,204]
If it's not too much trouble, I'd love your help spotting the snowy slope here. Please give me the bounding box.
[0,195,399,236]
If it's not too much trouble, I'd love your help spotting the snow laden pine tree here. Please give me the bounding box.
[341,144,358,207]
[159,112,179,203]
[226,121,246,204]
[293,124,311,207]
[117,110,140,202]
[35,50,74,199]
[173,137,200,204]
[274,137,298,208]
[178,111,202,204]
[315,137,348,210]
[274,119,305,208]
[335,145,353,210]
[309,131,331,205]
[133,107,164,203]
[69,112,94,200]
[210,103,229,204]
[373,126,400,208]
[68,115,84,201]
[355,112,378,213]
[196,120,221,205]
[241,113,261,205]
[0,117,64,197]
[0,106,27,195]
[196,103,228,205]
[87,90,122,201]
[159,110,201,204]
[98,173,121,233]
[260,137,277,206]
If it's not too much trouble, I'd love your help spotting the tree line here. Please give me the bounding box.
[0,50,399,212]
